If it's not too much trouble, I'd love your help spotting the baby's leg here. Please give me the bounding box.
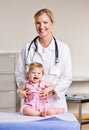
[23,106,40,116]
[46,107,64,116]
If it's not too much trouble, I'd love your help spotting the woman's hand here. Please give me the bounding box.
[17,87,30,99]
[40,83,55,99]
[22,89,30,99]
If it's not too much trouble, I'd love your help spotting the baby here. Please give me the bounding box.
[17,62,64,116]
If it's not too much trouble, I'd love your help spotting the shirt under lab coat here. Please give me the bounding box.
[15,37,72,112]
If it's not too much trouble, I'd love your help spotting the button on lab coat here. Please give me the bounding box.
[15,38,72,112]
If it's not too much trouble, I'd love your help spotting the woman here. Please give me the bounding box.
[15,8,72,112]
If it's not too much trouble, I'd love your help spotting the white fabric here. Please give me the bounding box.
[0,112,77,122]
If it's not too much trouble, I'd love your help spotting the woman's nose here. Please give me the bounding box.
[40,23,44,28]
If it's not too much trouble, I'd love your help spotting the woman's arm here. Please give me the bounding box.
[15,45,28,87]
[54,44,72,97]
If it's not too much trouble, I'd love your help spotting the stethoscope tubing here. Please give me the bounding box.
[27,36,59,64]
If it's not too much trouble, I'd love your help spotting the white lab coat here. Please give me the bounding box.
[15,37,72,112]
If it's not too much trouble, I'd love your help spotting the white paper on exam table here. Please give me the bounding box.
[0,112,77,122]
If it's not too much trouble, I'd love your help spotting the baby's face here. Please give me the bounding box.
[28,68,43,83]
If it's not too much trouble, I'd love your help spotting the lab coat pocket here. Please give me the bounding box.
[50,66,61,77]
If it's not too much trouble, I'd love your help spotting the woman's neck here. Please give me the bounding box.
[39,35,53,48]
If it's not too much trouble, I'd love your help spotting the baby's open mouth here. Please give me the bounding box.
[33,77,38,79]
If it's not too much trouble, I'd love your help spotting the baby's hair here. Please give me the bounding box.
[26,62,44,78]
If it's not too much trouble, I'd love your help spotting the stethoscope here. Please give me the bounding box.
[27,36,59,64]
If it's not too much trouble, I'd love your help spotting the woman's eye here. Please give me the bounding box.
[36,22,40,25]
[44,22,48,24]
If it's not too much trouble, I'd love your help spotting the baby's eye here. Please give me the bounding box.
[32,72,35,74]
[38,73,40,74]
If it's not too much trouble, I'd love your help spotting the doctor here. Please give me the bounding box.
[15,8,72,112]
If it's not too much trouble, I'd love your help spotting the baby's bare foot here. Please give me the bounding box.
[40,112,47,117]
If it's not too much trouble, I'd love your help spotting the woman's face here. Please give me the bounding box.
[35,13,53,38]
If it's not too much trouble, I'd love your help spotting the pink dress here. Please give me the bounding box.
[20,80,50,114]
